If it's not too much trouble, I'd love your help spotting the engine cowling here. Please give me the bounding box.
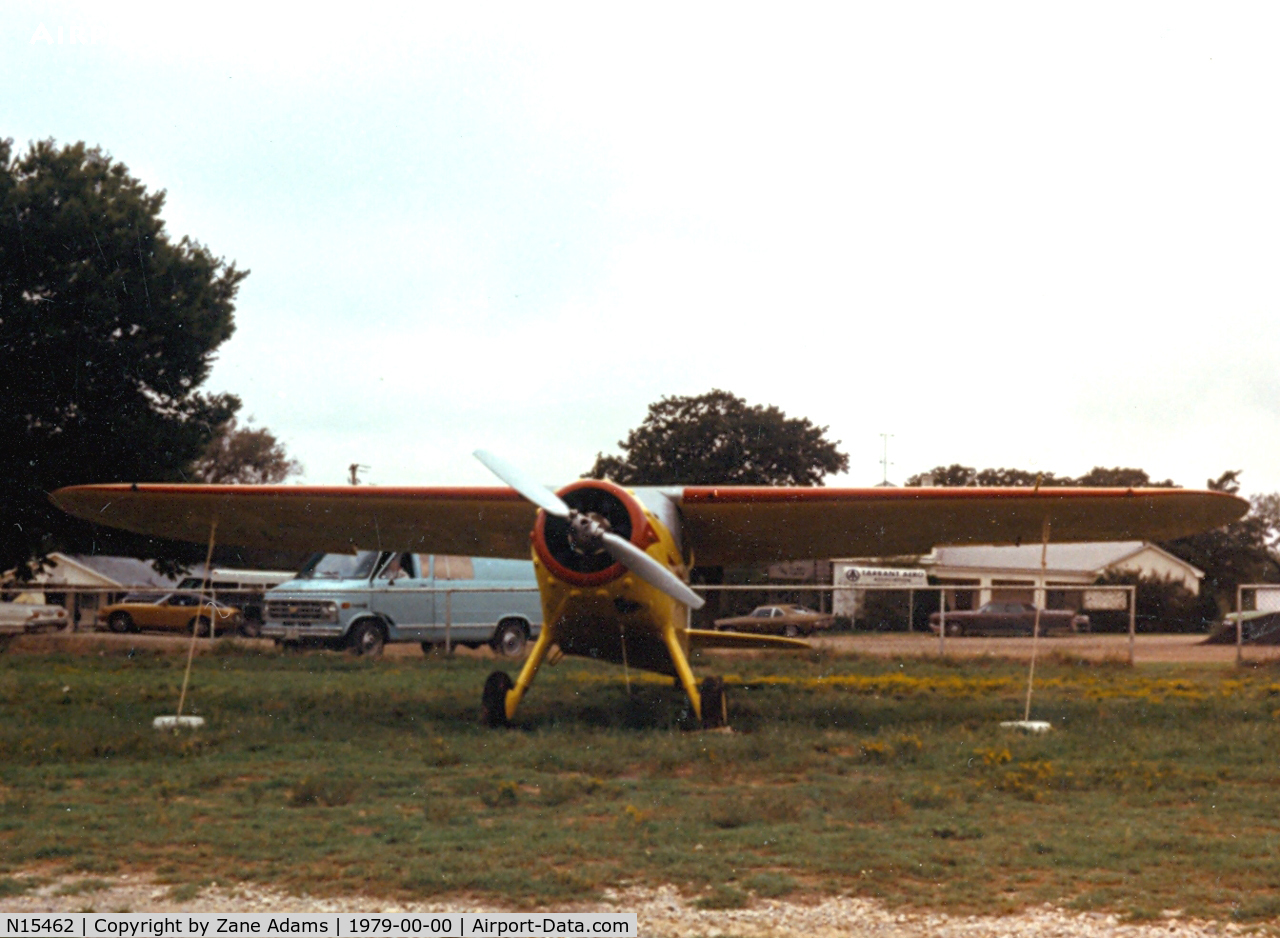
[532,479,657,587]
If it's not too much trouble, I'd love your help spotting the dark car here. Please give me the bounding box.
[713,604,834,637]
[929,601,1089,636]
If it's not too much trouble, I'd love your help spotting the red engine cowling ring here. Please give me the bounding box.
[532,479,657,587]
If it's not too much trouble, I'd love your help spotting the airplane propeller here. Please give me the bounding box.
[474,450,705,610]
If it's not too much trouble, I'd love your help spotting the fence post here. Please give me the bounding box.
[1127,586,1135,666]
[445,590,453,656]
[1237,584,1244,667]
[938,587,946,656]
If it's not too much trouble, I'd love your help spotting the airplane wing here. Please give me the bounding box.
[51,482,1247,562]
[675,486,1248,564]
[49,484,536,556]
[686,629,811,651]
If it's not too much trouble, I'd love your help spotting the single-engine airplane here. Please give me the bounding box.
[51,453,1246,727]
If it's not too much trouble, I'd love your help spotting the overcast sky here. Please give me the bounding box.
[7,2,1280,494]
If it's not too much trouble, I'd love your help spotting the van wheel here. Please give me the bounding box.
[482,671,514,727]
[348,621,385,657]
[492,620,527,657]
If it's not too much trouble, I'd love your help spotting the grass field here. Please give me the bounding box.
[2,641,1279,921]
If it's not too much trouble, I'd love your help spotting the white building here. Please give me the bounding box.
[920,541,1203,609]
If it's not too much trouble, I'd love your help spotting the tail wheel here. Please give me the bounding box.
[107,612,133,634]
[348,621,385,657]
[700,676,727,730]
[492,620,528,657]
[482,671,514,727]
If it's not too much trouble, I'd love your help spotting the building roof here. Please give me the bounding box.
[36,553,191,588]
[922,541,1202,579]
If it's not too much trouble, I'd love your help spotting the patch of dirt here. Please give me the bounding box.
[0,872,1244,936]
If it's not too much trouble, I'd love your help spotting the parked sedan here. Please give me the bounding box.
[0,600,68,635]
[929,601,1089,636]
[713,604,835,637]
[97,592,243,635]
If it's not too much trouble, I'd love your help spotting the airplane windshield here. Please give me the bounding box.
[298,551,382,580]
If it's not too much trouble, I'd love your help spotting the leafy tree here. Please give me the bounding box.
[1072,467,1175,488]
[904,465,1171,488]
[586,389,849,486]
[1161,472,1280,618]
[1090,570,1209,634]
[188,416,302,484]
[0,138,246,573]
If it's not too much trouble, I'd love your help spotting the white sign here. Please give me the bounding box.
[1084,589,1129,611]
[1256,587,1280,612]
[840,566,927,588]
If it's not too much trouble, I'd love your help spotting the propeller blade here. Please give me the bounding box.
[601,532,706,609]
[474,450,571,518]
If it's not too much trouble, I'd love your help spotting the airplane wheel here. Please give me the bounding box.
[482,671,514,728]
[700,676,727,730]
[108,612,133,634]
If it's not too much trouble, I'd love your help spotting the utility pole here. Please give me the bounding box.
[879,433,894,486]
[348,464,369,486]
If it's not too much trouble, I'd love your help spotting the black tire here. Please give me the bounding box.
[783,623,799,638]
[421,641,437,655]
[482,670,514,727]
[348,620,385,657]
[239,620,262,638]
[491,620,527,658]
[188,616,212,637]
[700,676,727,730]
[107,612,133,634]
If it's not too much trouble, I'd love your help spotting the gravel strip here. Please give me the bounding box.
[0,873,1251,936]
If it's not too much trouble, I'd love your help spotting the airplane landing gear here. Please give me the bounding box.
[482,671,514,727]
[700,676,727,730]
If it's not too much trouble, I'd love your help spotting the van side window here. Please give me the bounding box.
[433,555,475,580]
[377,553,414,580]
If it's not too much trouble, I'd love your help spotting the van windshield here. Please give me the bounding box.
[298,551,382,580]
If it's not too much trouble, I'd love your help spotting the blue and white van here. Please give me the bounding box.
[261,551,542,657]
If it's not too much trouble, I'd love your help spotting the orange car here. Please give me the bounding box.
[98,592,243,635]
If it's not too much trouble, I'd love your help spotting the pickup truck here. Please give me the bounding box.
[261,551,542,656]
[929,601,1090,636]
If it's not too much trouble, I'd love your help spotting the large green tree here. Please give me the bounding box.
[586,390,849,485]
[0,138,245,572]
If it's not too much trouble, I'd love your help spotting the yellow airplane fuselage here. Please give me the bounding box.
[504,485,704,720]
